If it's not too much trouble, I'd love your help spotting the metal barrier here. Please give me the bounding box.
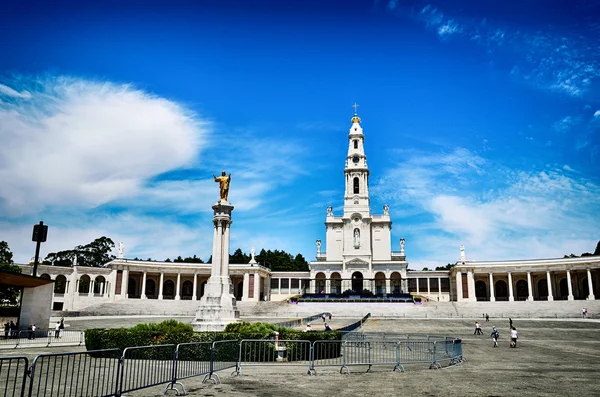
[28,349,121,397]
[119,344,177,395]
[205,340,238,384]
[0,330,84,349]
[0,356,28,397]
[236,339,312,375]
[1,332,464,396]
[310,340,345,375]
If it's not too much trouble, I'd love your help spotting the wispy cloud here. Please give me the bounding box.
[396,4,600,97]
[373,148,600,267]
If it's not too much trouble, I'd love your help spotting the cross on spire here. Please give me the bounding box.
[352,103,359,114]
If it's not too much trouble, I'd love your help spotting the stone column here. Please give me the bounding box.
[386,278,391,295]
[141,271,147,299]
[175,272,181,300]
[158,272,164,300]
[455,272,463,302]
[325,278,331,294]
[527,272,534,301]
[242,273,250,301]
[192,201,239,331]
[489,273,495,302]
[546,271,553,301]
[567,270,574,300]
[122,268,129,298]
[508,272,514,302]
[427,277,431,296]
[438,277,442,300]
[254,273,260,300]
[192,273,198,301]
[416,278,420,294]
[467,270,476,302]
[88,280,94,297]
[587,269,595,300]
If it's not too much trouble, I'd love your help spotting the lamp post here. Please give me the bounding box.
[31,221,48,277]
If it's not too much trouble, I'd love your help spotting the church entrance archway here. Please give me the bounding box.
[182,281,193,300]
[475,280,487,301]
[559,278,568,299]
[330,272,341,295]
[315,272,326,294]
[145,279,156,299]
[163,280,175,300]
[494,280,508,300]
[236,281,243,301]
[537,279,548,300]
[374,272,386,295]
[390,272,402,294]
[351,272,364,293]
[515,280,528,301]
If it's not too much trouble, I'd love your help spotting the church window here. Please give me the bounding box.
[354,140,358,149]
[353,177,359,194]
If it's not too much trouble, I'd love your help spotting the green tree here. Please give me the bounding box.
[44,236,116,267]
[435,263,456,271]
[0,241,22,305]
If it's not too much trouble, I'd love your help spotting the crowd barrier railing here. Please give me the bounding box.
[0,356,28,397]
[0,333,464,396]
[0,330,84,348]
[28,349,121,397]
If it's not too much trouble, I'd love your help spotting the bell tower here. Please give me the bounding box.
[344,104,370,217]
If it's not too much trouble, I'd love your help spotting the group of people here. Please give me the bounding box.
[3,321,18,338]
[305,313,334,332]
[474,318,519,348]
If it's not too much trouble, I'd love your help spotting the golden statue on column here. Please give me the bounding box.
[213,171,231,202]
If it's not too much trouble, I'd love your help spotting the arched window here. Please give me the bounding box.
[78,275,90,293]
[354,140,358,149]
[54,275,67,294]
[353,177,359,194]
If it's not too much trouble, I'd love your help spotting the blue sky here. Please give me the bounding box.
[1,0,599,268]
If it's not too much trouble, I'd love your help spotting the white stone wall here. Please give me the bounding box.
[19,283,53,331]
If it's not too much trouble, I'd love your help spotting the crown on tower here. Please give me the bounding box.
[351,102,361,124]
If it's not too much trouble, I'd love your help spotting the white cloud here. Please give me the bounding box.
[553,116,578,133]
[0,76,208,216]
[594,110,600,117]
[374,148,600,268]
[0,84,31,99]
[438,20,461,37]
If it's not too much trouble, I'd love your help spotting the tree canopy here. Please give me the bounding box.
[0,241,22,305]
[44,236,116,267]
[255,249,309,271]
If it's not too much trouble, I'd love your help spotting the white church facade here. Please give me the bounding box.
[18,110,600,311]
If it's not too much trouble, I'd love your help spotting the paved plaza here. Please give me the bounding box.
[3,317,600,396]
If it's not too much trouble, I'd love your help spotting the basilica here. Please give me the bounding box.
[21,111,600,311]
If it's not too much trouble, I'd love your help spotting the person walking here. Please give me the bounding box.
[54,322,60,339]
[31,324,36,339]
[3,322,8,339]
[491,327,499,347]
[9,321,16,338]
[59,318,65,338]
[509,318,513,328]
[485,313,489,322]
[510,327,518,348]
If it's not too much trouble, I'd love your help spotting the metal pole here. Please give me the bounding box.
[32,221,43,277]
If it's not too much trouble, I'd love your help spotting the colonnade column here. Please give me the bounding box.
[587,269,595,300]
[386,278,391,295]
[489,273,495,302]
[416,278,420,295]
[88,280,94,297]
[455,272,463,302]
[158,272,164,300]
[438,277,442,300]
[427,277,431,297]
[325,278,330,294]
[546,271,553,301]
[508,272,514,302]
[192,273,198,301]
[175,272,181,300]
[527,272,533,301]
[242,273,250,301]
[254,272,260,300]
[122,268,129,298]
[467,270,476,302]
[141,271,147,299]
[566,270,574,301]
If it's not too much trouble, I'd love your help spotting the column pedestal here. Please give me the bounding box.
[192,201,240,332]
